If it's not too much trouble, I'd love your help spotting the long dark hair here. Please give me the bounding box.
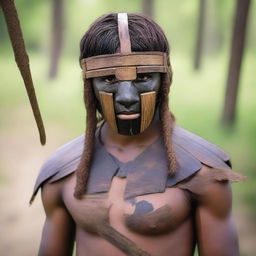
[74,13,176,199]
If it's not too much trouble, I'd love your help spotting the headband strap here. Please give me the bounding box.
[80,52,168,80]
[83,52,166,71]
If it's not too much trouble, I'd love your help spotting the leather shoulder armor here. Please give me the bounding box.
[30,125,244,203]
[170,126,245,194]
[30,134,84,203]
[173,126,231,169]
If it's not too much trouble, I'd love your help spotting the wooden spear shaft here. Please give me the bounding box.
[0,0,46,145]
[98,221,151,256]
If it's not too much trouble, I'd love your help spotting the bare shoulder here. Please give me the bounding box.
[195,166,232,216]
[195,164,232,192]
[176,164,240,214]
[41,178,67,215]
[175,164,235,221]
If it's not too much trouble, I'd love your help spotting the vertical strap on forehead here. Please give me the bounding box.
[117,13,132,53]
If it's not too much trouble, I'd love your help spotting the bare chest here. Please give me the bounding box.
[62,174,192,236]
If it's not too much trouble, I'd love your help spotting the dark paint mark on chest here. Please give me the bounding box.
[134,200,154,215]
[125,204,175,235]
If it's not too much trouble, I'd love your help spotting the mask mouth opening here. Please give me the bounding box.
[117,117,141,136]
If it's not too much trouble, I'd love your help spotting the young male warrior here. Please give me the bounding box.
[31,13,244,256]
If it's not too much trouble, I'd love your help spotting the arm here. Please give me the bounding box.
[195,167,239,256]
[39,181,75,256]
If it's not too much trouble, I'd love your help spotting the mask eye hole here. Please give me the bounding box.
[136,73,150,81]
[103,75,117,83]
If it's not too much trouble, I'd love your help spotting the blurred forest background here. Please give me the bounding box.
[0,0,255,255]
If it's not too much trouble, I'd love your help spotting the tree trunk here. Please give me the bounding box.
[142,0,154,18]
[48,0,64,79]
[221,0,251,124]
[194,0,206,70]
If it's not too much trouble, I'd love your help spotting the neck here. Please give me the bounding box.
[100,115,161,148]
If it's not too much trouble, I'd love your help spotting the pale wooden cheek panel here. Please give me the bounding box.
[99,92,118,133]
[140,92,156,132]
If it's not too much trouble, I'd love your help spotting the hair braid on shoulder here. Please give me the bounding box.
[74,80,97,199]
[160,71,176,176]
